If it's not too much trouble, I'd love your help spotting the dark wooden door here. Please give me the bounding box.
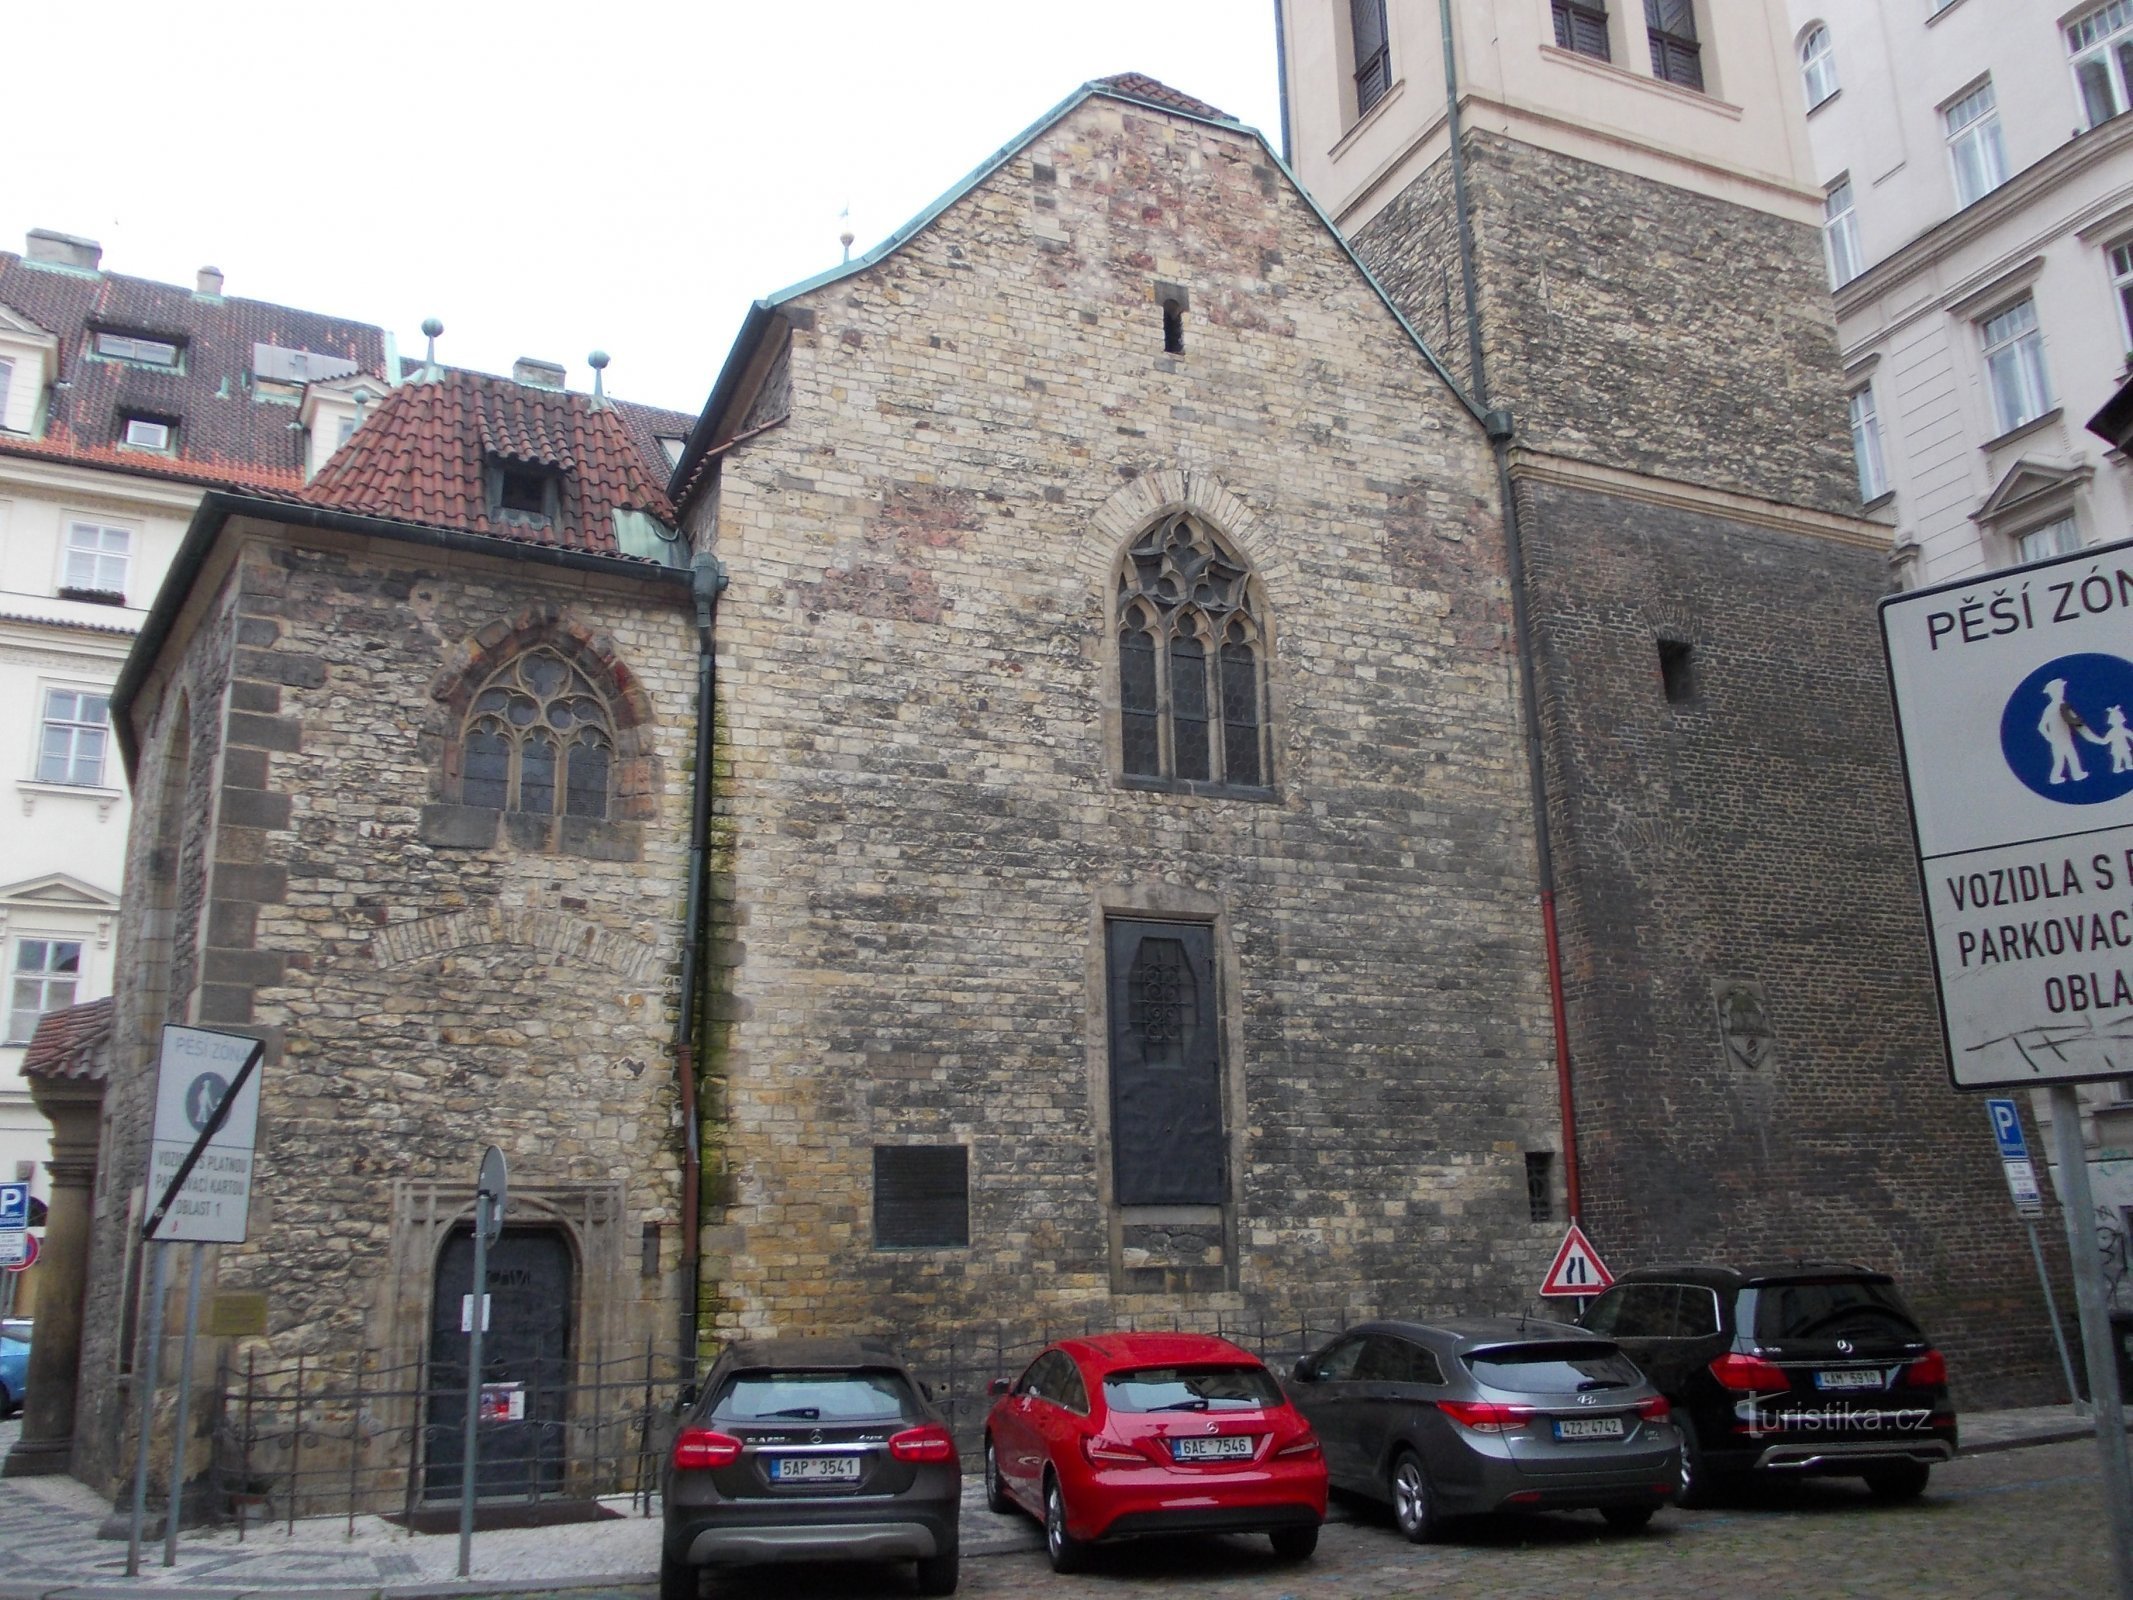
[424,1227,574,1500]
[1107,919,1224,1205]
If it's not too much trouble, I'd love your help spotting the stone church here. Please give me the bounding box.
[13,32,2067,1503]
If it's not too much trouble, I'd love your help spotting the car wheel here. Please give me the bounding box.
[1390,1450,1441,1543]
[657,1550,696,1600]
[1675,1415,1726,1510]
[914,1540,960,1595]
[1600,1503,1657,1532]
[1269,1524,1319,1561]
[1862,1461,1931,1502]
[1044,1474,1088,1574]
[983,1434,1011,1514]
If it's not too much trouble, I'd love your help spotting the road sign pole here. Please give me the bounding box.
[124,1240,171,1577]
[2048,1083,2133,1599]
[162,1243,207,1566]
[457,1190,490,1579]
[2026,1218,2087,1414]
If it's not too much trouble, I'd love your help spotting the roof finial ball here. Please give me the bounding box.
[588,349,610,402]
[421,317,444,374]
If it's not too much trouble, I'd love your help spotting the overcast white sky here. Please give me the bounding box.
[7,1,1285,418]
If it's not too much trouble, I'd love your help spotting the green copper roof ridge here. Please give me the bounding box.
[671,77,1477,497]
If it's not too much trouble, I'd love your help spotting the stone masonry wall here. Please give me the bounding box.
[1355,132,1860,516]
[695,94,1568,1344]
[77,526,697,1494]
[1518,475,2063,1404]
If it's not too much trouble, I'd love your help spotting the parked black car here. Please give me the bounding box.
[1283,1317,1679,1539]
[660,1337,960,1598]
[1578,1264,1956,1506]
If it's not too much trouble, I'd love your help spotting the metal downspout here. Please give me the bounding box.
[1441,0,1583,1220]
[678,549,728,1366]
[1272,0,1294,165]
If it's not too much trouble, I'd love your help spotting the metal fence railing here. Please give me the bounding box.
[206,1311,1364,1531]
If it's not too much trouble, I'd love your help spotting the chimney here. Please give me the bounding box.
[513,357,568,391]
[25,228,102,271]
[196,265,225,296]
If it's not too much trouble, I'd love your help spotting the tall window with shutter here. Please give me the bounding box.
[1351,0,1391,116]
[1553,1,1611,60]
[1646,0,1703,90]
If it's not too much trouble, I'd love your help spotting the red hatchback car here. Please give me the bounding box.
[982,1332,1327,1572]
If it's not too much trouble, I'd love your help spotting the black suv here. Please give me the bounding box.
[661,1337,960,1597]
[1578,1265,1955,1506]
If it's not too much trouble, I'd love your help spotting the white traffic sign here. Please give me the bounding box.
[1882,542,2133,1088]
[1539,1222,1614,1297]
[2,1231,36,1272]
[144,1026,264,1242]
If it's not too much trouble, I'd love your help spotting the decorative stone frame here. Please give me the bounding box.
[418,607,658,859]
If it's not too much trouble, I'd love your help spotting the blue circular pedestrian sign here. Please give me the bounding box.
[1999,652,2133,805]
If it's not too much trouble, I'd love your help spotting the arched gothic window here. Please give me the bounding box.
[1116,513,1269,793]
[458,650,615,820]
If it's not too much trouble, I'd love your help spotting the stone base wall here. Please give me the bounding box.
[1516,472,2063,1403]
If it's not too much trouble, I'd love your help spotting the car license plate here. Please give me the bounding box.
[1552,1416,1626,1441]
[1815,1369,1883,1391]
[768,1455,861,1482]
[1171,1435,1256,1462]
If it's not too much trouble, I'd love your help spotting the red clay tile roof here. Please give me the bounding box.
[300,367,678,554]
[0,252,389,490]
[1093,74,1233,122]
[21,996,113,1084]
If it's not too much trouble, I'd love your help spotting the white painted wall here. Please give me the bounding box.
[1282,0,1821,232]
[1791,0,2133,585]
[0,458,198,1205]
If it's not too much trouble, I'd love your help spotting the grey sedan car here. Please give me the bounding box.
[1283,1317,1679,1538]
[661,1337,960,1597]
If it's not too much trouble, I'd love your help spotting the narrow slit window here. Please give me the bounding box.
[1162,298,1184,355]
[1526,1152,1555,1222]
[1658,638,1697,705]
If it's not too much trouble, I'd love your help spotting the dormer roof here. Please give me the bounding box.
[300,366,679,556]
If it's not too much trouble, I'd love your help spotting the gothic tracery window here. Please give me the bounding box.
[458,650,614,820]
[1116,514,1269,792]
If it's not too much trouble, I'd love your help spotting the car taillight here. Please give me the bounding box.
[671,1428,742,1470]
[1274,1429,1323,1460]
[1081,1434,1143,1466]
[1708,1353,1789,1391]
[1439,1400,1537,1433]
[888,1425,956,1464]
[1904,1350,1948,1388]
[1636,1394,1671,1422]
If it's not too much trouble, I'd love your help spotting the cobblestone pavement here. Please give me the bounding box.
[677,1441,2110,1600]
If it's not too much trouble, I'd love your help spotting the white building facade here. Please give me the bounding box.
[1788,0,2133,583]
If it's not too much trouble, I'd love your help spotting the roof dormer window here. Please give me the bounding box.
[121,415,174,453]
[487,459,558,526]
[93,331,181,368]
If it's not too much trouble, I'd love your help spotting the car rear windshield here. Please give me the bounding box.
[1463,1344,1642,1393]
[1752,1280,1922,1344]
[710,1368,914,1423]
[1103,1363,1282,1413]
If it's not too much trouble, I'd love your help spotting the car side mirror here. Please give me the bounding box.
[988,1377,1012,1398]
[1292,1358,1316,1383]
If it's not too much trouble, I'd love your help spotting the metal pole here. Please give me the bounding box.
[162,1243,207,1565]
[457,1198,490,1579]
[2048,1083,2133,1600]
[2026,1219,2087,1413]
[125,1240,171,1577]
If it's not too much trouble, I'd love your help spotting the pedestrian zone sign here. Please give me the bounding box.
[144,1026,263,1243]
[1539,1223,1614,1298]
[1882,540,2133,1088]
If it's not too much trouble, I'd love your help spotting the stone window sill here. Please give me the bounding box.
[16,780,122,820]
[1981,408,2063,454]
[1118,774,1277,804]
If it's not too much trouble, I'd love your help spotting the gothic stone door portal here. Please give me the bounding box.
[424,1226,574,1499]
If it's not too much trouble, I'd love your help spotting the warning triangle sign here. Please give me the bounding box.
[1539,1223,1614,1297]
